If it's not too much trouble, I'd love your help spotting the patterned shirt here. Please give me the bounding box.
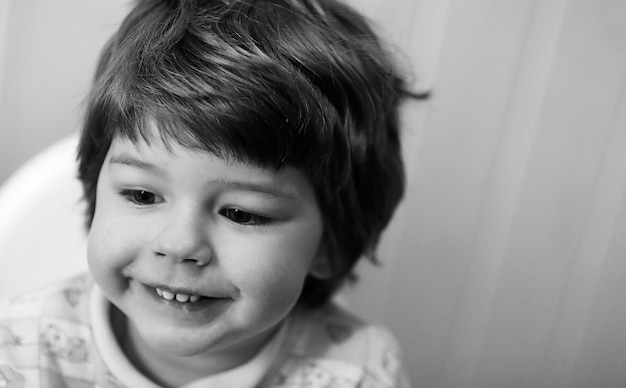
[0,274,411,387]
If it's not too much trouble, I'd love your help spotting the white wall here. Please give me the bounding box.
[3,0,626,387]
[0,0,130,183]
[344,0,626,387]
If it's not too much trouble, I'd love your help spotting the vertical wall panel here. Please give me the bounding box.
[377,0,543,385]
[0,0,10,94]
[546,78,626,388]
[350,0,626,386]
[438,0,569,386]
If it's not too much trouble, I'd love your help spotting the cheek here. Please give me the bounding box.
[231,258,306,320]
[87,204,141,278]
[224,226,323,300]
[87,217,117,280]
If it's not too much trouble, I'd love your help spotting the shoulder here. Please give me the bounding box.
[0,273,93,322]
[0,274,95,386]
[274,304,410,388]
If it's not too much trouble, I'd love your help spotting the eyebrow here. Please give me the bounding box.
[108,153,296,200]
[212,180,296,200]
[108,154,166,176]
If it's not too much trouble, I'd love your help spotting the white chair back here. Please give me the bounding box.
[0,134,88,297]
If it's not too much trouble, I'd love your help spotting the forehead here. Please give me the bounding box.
[105,133,318,202]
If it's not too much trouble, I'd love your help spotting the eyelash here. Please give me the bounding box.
[119,189,161,206]
[219,208,271,226]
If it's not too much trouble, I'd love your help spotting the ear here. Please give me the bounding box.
[309,241,333,280]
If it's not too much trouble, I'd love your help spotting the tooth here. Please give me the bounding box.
[162,290,175,301]
[176,294,190,302]
[156,288,163,297]
[190,295,200,303]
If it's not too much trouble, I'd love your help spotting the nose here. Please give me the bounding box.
[152,207,212,266]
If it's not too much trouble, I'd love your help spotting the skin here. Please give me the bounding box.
[87,124,328,386]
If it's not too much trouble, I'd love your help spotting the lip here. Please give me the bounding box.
[142,283,224,299]
[131,280,234,319]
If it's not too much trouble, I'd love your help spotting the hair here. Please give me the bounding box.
[77,0,419,307]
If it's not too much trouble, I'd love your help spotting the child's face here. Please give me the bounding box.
[87,124,326,369]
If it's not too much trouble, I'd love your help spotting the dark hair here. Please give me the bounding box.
[78,0,416,307]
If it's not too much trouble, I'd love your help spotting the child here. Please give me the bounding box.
[0,0,419,386]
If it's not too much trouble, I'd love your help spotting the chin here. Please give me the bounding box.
[131,323,223,357]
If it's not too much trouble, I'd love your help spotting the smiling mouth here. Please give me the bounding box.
[155,288,202,303]
[137,281,234,319]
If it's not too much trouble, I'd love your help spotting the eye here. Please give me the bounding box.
[219,208,270,226]
[120,189,161,206]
